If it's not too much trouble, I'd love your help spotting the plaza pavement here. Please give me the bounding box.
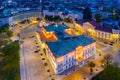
[20,38,51,80]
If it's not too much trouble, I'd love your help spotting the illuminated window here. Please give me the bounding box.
[57,57,63,63]
[76,53,83,61]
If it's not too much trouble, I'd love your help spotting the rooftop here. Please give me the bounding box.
[44,23,68,32]
[90,21,113,33]
[46,34,96,58]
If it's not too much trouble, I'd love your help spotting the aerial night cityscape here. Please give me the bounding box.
[0,0,120,80]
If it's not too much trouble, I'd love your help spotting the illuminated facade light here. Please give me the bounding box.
[40,29,58,41]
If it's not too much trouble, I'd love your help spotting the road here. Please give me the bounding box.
[20,24,40,33]
[10,23,38,36]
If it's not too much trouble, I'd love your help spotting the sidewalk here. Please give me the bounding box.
[20,44,27,80]
[86,67,103,80]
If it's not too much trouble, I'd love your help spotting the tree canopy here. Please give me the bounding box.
[64,17,73,23]
[88,61,96,74]
[0,41,20,80]
[95,13,102,22]
[92,64,120,80]
[44,15,61,22]
[111,9,119,20]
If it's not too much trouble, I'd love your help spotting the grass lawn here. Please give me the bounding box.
[92,65,120,80]
[0,33,9,39]
[0,41,20,80]
[0,24,19,80]
[0,39,11,47]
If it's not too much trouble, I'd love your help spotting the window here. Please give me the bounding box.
[69,64,71,67]
[58,63,63,69]
[58,68,63,73]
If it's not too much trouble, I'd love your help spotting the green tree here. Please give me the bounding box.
[102,54,113,68]
[64,17,73,23]
[111,13,119,20]
[88,61,96,75]
[92,64,120,80]
[111,9,119,20]
[1,41,20,80]
[95,13,102,22]
[44,15,61,22]
[7,31,13,37]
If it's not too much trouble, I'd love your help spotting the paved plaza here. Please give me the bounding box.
[20,38,50,80]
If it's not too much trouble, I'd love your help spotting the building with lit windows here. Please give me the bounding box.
[40,23,96,74]
[83,20,120,42]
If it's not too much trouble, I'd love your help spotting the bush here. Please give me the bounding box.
[43,48,46,54]
[47,69,50,72]
[44,63,48,66]
[42,58,45,60]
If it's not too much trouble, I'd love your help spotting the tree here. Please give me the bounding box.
[7,31,13,37]
[92,64,120,80]
[83,7,92,19]
[88,61,96,75]
[111,9,119,20]
[102,54,113,68]
[111,13,119,20]
[64,17,73,23]
[44,15,61,22]
[95,13,102,22]
[1,41,20,80]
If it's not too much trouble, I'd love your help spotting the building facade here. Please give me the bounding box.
[45,41,96,74]
[83,21,119,42]
[40,24,96,74]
